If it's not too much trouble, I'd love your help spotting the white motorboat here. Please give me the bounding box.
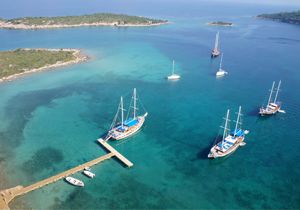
[83,170,96,178]
[65,177,84,187]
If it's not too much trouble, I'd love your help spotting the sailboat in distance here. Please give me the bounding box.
[211,31,221,58]
[208,106,249,159]
[259,80,284,116]
[106,88,148,140]
[216,53,228,77]
[167,60,180,80]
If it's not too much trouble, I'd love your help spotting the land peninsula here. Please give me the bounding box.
[0,48,88,82]
[0,13,168,29]
[207,21,233,26]
[257,10,300,25]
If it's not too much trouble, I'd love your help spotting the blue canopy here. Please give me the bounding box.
[231,129,244,137]
[116,125,126,132]
[124,118,138,127]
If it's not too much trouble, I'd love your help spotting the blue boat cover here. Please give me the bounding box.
[117,125,126,132]
[231,129,244,137]
[124,118,138,127]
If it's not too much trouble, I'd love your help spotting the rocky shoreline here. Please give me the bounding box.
[0,48,89,83]
[0,21,168,30]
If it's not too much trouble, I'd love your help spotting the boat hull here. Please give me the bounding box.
[83,170,95,178]
[167,74,180,80]
[216,70,227,77]
[65,177,84,187]
[259,104,280,116]
[211,49,220,57]
[208,136,245,159]
[109,115,146,140]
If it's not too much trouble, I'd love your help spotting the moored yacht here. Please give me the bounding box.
[259,80,283,116]
[208,106,249,159]
[211,31,221,57]
[167,60,180,80]
[106,88,148,141]
[216,53,228,77]
[65,177,84,187]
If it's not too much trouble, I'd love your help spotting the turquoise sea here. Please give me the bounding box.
[0,1,300,209]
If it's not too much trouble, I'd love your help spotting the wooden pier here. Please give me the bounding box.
[0,141,132,210]
[98,138,133,167]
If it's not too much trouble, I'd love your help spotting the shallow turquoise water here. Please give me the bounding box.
[1,2,300,209]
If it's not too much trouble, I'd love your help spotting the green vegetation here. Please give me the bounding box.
[258,10,300,25]
[2,13,167,26]
[0,49,76,78]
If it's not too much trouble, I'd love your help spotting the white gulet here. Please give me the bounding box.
[106,88,148,141]
[208,106,249,159]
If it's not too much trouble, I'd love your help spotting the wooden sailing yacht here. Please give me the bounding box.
[259,80,284,116]
[105,88,148,141]
[216,53,228,77]
[211,31,221,58]
[167,60,180,80]
[208,106,249,159]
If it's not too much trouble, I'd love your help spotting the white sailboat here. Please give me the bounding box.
[167,60,180,80]
[211,31,221,57]
[259,80,283,116]
[216,53,228,77]
[208,106,249,159]
[106,88,148,141]
[65,177,84,187]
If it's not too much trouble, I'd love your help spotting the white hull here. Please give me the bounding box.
[83,170,95,178]
[208,136,245,158]
[216,69,227,77]
[259,103,280,116]
[65,177,84,187]
[211,49,220,57]
[109,114,147,140]
[167,74,180,80]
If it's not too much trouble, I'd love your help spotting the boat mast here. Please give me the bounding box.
[234,106,241,137]
[219,53,223,70]
[215,31,219,50]
[221,109,230,149]
[172,60,175,75]
[133,88,137,119]
[274,80,281,104]
[121,96,124,128]
[267,81,275,105]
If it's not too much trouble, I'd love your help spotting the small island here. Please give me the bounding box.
[0,48,88,82]
[257,10,300,25]
[0,13,168,30]
[207,21,233,27]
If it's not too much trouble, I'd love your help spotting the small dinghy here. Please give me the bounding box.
[65,177,84,187]
[239,142,246,146]
[83,170,96,178]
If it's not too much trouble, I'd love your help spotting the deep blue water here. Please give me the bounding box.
[0,1,300,209]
